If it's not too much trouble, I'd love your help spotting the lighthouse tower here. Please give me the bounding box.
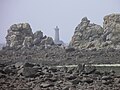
[54,26,64,45]
[54,26,59,43]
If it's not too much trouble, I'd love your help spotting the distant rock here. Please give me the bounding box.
[41,37,54,45]
[6,23,33,49]
[70,13,120,50]
[100,13,120,49]
[33,31,43,45]
[5,23,54,50]
[70,17,103,49]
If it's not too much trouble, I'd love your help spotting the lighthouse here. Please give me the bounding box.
[54,26,59,43]
[54,26,64,45]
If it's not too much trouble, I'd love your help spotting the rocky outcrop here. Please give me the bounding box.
[100,14,120,49]
[5,23,54,49]
[70,17,103,49]
[6,23,33,49]
[33,31,43,45]
[70,13,120,49]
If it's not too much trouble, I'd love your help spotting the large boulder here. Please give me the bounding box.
[5,23,54,49]
[100,14,120,49]
[6,23,33,49]
[70,17,103,49]
[70,13,120,49]
[41,37,54,45]
[33,31,43,45]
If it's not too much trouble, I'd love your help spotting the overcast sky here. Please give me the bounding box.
[0,0,120,43]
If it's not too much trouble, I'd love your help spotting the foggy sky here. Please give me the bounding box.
[0,0,120,43]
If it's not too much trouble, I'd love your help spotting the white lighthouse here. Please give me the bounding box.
[54,26,59,43]
[54,26,64,45]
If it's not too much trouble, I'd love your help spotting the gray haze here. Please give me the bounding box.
[0,0,120,44]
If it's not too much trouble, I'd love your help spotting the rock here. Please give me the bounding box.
[84,65,96,74]
[76,63,85,73]
[114,78,120,84]
[0,73,6,78]
[33,84,41,90]
[24,62,35,67]
[5,23,54,49]
[22,63,39,77]
[41,37,54,45]
[70,13,120,49]
[49,67,58,72]
[22,67,38,77]
[70,17,103,49]
[33,31,43,45]
[82,77,93,84]
[6,23,33,49]
[34,31,43,39]
[101,14,120,49]
[102,80,113,85]
[65,74,77,80]
[62,86,69,90]
[22,36,33,48]
[65,47,75,52]
[15,62,23,68]
[46,77,58,82]
[40,83,54,88]
[102,76,112,80]
[3,65,16,75]
[71,78,81,84]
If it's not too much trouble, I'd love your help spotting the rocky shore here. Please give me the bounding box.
[0,62,120,90]
[0,13,120,90]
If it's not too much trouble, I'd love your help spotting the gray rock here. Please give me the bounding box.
[84,65,96,74]
[102,76,112,80]
[65,74,77,80]
[15,62,23,68]
[24,62,35,67]
[82,77,93,84]
[40,83,54,88]
[70,13,120,49]
[65,47,75,52]
[101,14,120,49]
[33,31,43,45]
[0,73,6,78]
[5,23,54,49]
[62,86,69,90]
[70,17,103,49]
[6,23,33,49]
[22,63,39,77]
[22,67,38,77]
[22,36,33,48]
[34,31,43,39]
[41,37,54,45]
[102,80,113,85]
